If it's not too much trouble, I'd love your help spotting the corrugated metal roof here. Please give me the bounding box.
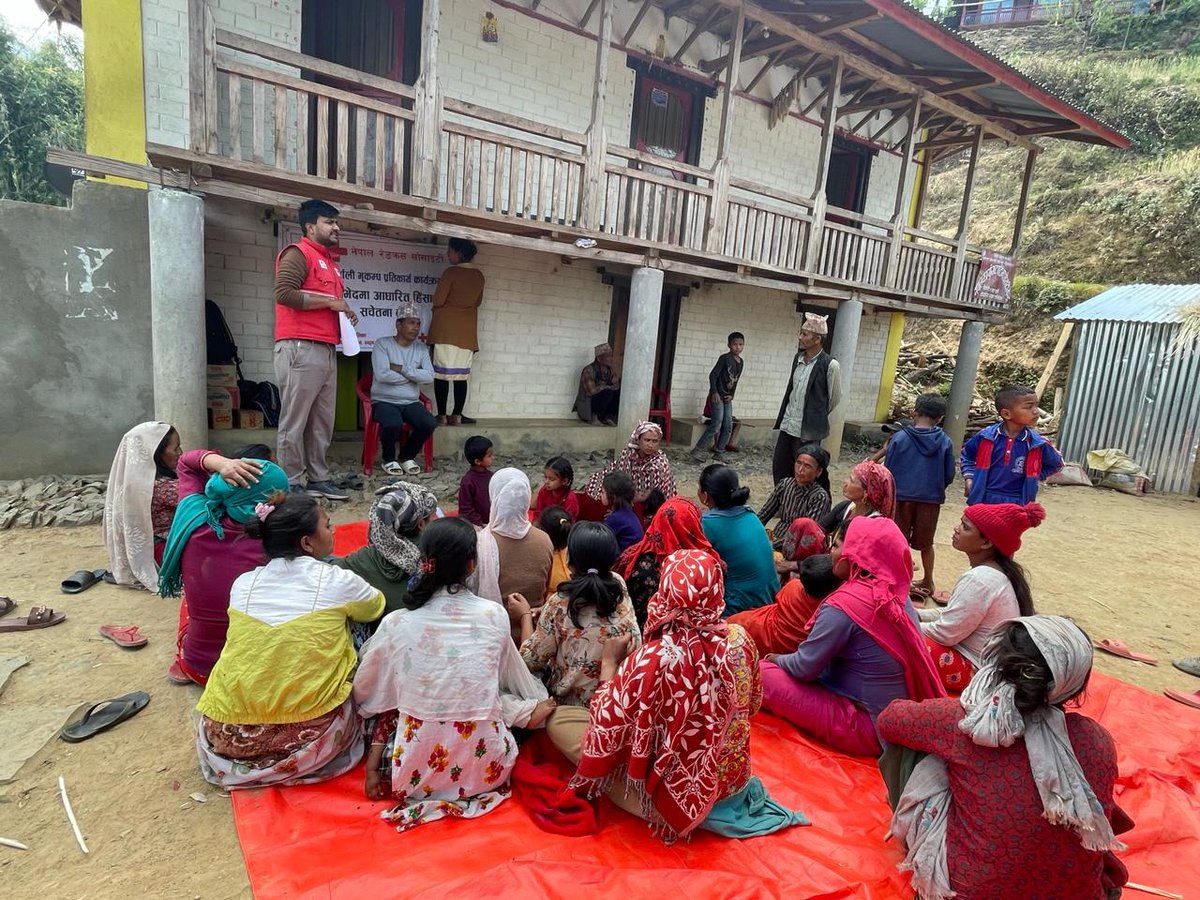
[1055,284,1200,324]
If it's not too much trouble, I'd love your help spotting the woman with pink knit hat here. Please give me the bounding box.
[920,501,1045,692]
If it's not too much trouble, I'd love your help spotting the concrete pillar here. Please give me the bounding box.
[616,266,664,455]
[946,319,986,453]
[824,298,864,461]
[148,188,208,452]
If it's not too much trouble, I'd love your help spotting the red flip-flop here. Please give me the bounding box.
[98,624,148,649]
[1164,689,1200,710]
[1094,638,1158,666]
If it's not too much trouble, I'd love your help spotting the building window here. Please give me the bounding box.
[825,137,875,216]
[626,59,712,177]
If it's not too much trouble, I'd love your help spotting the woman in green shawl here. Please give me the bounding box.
[158,449,286,685]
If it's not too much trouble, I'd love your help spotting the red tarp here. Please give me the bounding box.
[229,524,1200,899]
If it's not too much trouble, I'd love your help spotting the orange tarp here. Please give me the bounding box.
[228,525,1200,899]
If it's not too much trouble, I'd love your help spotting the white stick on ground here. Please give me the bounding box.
[58,776,88,854]
[0,837,29,850]
[1125,883,1184,900]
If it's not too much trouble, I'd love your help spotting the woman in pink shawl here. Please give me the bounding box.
[583,422,677,504]
[759,516,944,756]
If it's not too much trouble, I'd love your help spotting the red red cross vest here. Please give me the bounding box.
[273,237,342,344]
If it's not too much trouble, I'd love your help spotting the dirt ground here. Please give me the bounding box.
[0,463,1197,900]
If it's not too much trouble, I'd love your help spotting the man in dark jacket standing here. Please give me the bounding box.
[771,312,841,484]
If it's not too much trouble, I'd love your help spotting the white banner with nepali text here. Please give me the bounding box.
[280,224,447,350]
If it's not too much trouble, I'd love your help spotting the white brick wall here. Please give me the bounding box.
[672,285,888,424]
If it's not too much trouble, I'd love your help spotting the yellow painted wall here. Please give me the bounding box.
[82,0,147,187]
[873,148,930,421]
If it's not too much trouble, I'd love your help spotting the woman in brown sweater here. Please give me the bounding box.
[428,238,485,425]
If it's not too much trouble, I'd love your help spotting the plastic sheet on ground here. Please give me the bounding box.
[228,524,1200,899]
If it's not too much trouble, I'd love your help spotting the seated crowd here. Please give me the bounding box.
[101,404,1128,898]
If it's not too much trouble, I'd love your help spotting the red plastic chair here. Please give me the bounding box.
[649,387,672,444]
[356,373,435,475]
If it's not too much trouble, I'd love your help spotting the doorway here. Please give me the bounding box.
[825,137,875,217]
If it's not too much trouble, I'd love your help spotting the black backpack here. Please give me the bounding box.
[207,299,282,427]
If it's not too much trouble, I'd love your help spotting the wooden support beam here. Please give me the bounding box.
[716,3,746,159]
[623,0,655,47]
[745,50,782,94]
[578,0,602,29]
[884,97,921,288]
[1035,322,1074,400]
[799,83,831,118]
[530,0,542,9]
[839,77,879,111]
[580,0,613,229]
[928,74,996,95]
[809,11,881,36]
[662,0,696,22]
[711,0,1034,148]
[1009,145,1038,255]
[948,126,984,302]
[839,93,910,116]
[805,54,843,272]
[916,131,983,151]
[412,0,442,198]
[187,0,206,152]
[674,7,725,65]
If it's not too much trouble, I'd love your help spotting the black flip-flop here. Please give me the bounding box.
[59,691,150,743]
[0,597,15,618]
[60,569,108,594]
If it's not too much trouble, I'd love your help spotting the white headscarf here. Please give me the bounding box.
[103,421,172,591]
[473,467,533,603]
[893,615,1123,900]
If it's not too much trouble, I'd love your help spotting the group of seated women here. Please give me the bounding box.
[101,420,1129,897]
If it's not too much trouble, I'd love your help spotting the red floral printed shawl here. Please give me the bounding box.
[570,550,735,842]
[851,460,896,519]
[615,497,719,579]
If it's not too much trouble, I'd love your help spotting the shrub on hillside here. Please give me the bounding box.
[1010,276,1107,318]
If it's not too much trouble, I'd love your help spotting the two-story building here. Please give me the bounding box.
[41,0,1127,461]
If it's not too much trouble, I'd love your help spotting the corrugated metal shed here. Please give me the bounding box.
[1055,284,1200,324]
[1055,285,1200,495]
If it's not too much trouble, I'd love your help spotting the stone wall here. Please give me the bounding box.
[0,182,154,479]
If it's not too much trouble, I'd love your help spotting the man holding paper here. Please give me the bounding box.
[272,198,359,500]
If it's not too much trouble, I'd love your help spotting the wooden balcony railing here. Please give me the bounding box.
[195,25,1008,313]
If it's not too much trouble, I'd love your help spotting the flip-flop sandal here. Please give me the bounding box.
[1164,689,1200,710]
[1094,638,1158,666]
[1172,656,1200,678]
[60,569,108,594]
[0,597,16,618]
[98,625,148,649]
[0,604,66,632]
[931,590,951,606]
[909,585,933,600]
[59,691,150,743]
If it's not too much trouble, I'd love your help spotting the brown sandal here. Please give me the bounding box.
[0,604,67,632]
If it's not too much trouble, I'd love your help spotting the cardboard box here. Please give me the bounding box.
[235,409,265,429]
[207,364,238,387]
[207,386,239,410]
[210,408,234,430]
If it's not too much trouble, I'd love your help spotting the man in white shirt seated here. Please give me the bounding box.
[371,304,437,475]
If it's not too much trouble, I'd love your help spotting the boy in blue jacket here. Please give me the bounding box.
[961,384,1063,506]
[885,393,956,597]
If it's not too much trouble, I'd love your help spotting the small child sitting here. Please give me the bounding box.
[533,456,580,521]
[884,393,955,598]
[601,471,643,552]
[457,435,494,526]
[537,504,573,602]
[728,553,841,656]
[961,384,1063,506]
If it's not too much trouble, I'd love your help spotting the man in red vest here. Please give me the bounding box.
[272,199,357,499]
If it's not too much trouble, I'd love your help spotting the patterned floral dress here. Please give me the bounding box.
[370,710,517,831]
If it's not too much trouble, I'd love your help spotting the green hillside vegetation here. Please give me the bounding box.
[923,3,1200,284]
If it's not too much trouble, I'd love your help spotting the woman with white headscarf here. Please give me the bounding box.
[104,421,181,590]
[878,615,1132,900]
[475,468,553,615]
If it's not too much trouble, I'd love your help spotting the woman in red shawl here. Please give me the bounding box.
[820,460,896,533]
[616,497,720,628]
[584,422,677,505]
[547,550,805,843]
[760,516,945,757]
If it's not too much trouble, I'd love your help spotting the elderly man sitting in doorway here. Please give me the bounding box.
[573,343,622,426]
[371,304,437,475]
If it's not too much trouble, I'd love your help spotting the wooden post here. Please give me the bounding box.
[948,125,983,302]
[580,0,614,230]
[804,55,843,273]
[412,0,442,199]
[705,2,744,253]
[186,0,205,151]
[1009,145,1038,256]
[884,97,921,289]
